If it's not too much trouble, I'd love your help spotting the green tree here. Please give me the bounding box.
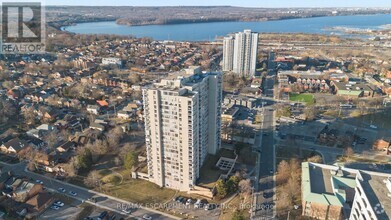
[226,175,240,193]
[232,210,246,220]
[216,179,228,199]
[77,148,93,171]
[124,151,138,170]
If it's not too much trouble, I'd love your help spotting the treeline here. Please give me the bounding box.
[45,6,391,28]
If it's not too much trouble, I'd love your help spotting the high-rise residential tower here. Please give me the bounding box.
[223,29,259,77]
[142,66,222,191]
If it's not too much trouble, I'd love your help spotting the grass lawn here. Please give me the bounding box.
[276,145,322,163]
[237,145,256,166]
[198,154,225,189]
[289,93,315,105]
[101,178,176,205]
[219,195,250,220]
[75,204,94,220]
[358,109,391,129]
[68,175,90,189]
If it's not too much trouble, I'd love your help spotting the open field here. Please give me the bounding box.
[289,93,315,105]
[101,173,176,205]
[219,195,250,220]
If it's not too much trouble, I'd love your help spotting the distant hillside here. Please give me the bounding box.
[46,6,391,28]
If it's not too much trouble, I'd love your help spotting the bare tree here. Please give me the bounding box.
[344,147,354,158]
[22,106,37,125]
[238,179,252,202]
[84,170,101,188]
[307,155,323,163]
[276,160,290,185]
[44,131,59,150]
[63,157,78,177]
[106,126,124,150]
[304,106,318,121]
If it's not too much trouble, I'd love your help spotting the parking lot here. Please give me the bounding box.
[166,196,220,219]
[40,193,83,220]
[40,204,83,220]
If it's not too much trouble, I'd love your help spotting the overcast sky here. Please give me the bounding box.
[43,0,391,7]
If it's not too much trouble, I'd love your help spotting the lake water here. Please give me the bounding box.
[63,14,391,41]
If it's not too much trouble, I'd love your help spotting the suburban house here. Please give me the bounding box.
[25,192,54,213]
[56,141,75,153]
[0,174,54,218]
[87,105,100,114]
[89,123,105,131]
[117,110,131,119]
[0,138,29,154]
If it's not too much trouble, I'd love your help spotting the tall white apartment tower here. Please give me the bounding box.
[222,36,234,72]
[223,29,259,77]
[143,66,222,191]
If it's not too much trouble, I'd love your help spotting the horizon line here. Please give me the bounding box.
[44,5,391,9]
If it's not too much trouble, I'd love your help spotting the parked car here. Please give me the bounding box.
[110,213,117,220]
[97,211,108,220]
[69,191,77,196]
[35,180,43,184]
[204,204,217,211]
[54,201,64,207]
[185,198,193,206]
[194,199,202,208]
[50,205,60,210]
[142,214,152,220]
[58,188,66,193]
[175,196,184,203]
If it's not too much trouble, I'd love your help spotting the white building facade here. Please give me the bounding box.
[223,29,259,77]
[143,67,222,191]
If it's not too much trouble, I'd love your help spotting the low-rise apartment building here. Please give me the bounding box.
[302,162,391,220]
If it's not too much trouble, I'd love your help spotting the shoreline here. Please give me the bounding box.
[59,14,351,31]
[59,13,391,41]
[60,13,391,31]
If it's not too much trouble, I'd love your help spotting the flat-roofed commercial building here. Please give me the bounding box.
[302,162,391,220]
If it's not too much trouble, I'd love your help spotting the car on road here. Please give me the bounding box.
[58,188,66,193]
[35,180,43,184]
[69,191,77,196]
[50,205,60,210]
[142,214,152,220]
[54,201,64,207]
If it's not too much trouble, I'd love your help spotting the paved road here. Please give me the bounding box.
[251,70,276,220]
[0,161,179,220]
